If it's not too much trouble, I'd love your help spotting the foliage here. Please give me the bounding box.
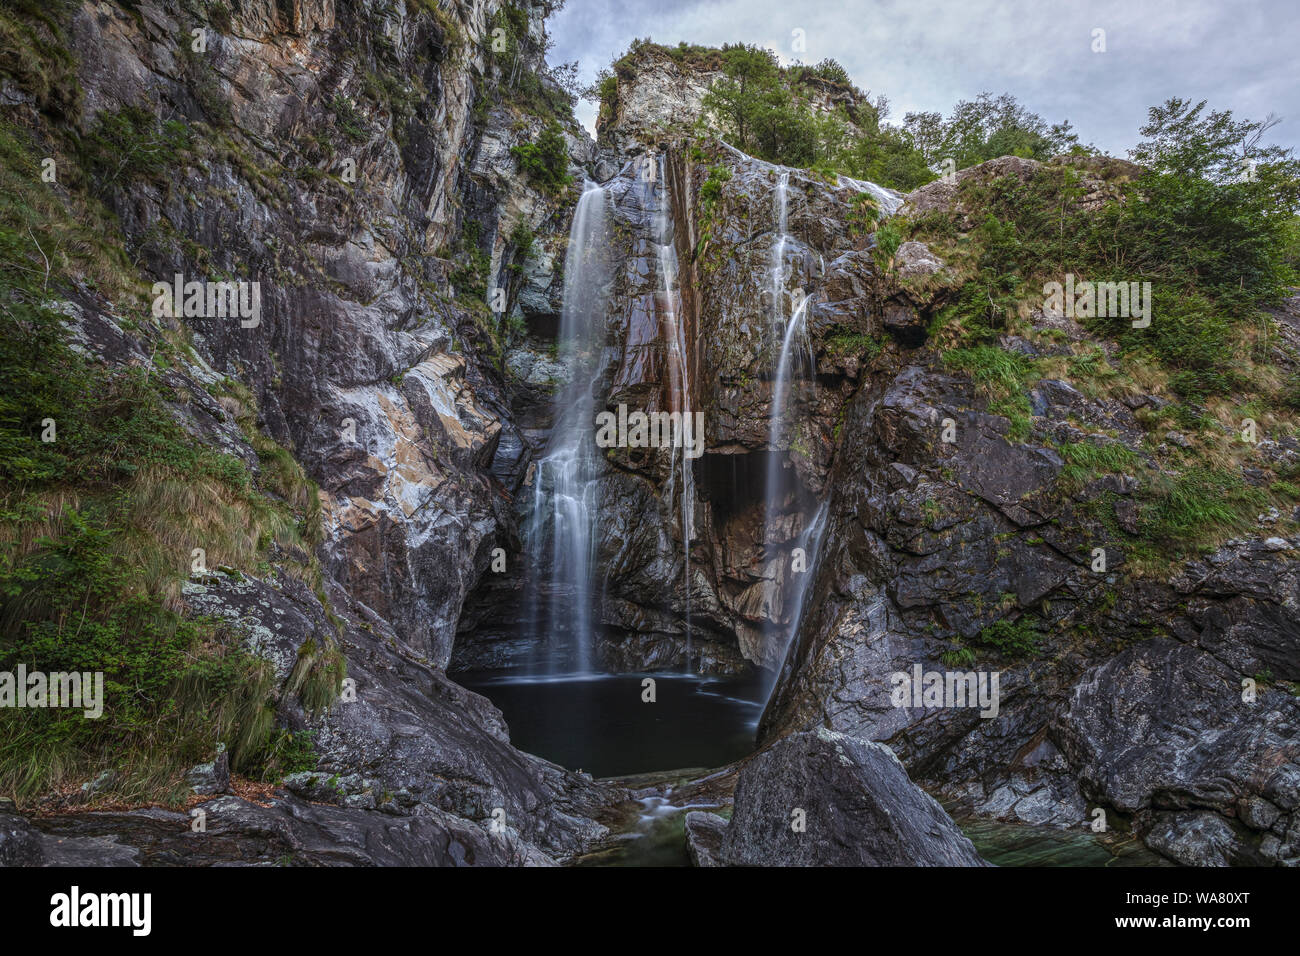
[943,345,1036,440]
[903,92,1085,170]
[508,220,535,273]
[449,219,490,298]
[0,0,80,115]
[1057,440,1140,487]
[825,331,882,361]
[483,3,575,123]
[79,106,194,190]
[694,48,1084,192]
[329,95,369,143]
[976,618,1041,657]
[693,43,933,192]
[920,99,1299,405]
[0,112,333,805]
[510,121,573,194]
[1138,466,1267,545]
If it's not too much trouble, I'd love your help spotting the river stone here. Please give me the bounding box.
[1142,811,1257,867]
[719,729,988,866]
[186,748,231,796]
[683,811,728,867]
[0,813,44,867]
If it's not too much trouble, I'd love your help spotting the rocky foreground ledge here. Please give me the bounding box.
[685,730,988,867]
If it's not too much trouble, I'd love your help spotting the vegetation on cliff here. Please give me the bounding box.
[0,59,338,802]
[593,40,1086,192]
[902,99,1300,563]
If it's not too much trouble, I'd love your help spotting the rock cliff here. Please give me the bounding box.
[3,13,1297,870]
[1,0,612,864]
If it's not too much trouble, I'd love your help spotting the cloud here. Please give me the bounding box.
[546,0,1300,158]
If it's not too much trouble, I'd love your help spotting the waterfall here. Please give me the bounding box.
[755,167,900,701]
[837,174,904,217]
[653,154,698,673]
[768,293,813,458]
[760,170,821,697]
[526,182,611,674]
[770,171,789,332]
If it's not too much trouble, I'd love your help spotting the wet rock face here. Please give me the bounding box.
[717,729,988,866]
[65,0,583,670]
[760,358,1094,742]
[757,237,1300,864]
[459,137,900,673]
[1172,539,1300,681]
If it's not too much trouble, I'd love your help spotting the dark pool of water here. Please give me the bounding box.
[460,669,1169,868]
[457,670,766,778]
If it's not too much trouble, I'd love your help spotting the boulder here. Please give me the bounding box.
[718,729,988,866]
[683,811,728,867]
[186,747,231,796]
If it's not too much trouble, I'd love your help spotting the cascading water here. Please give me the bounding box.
[760,169,822,699]
[837,173,904,216]
[526,182,612,674]
[757,168,901,700]
[770,172,789,328]
[653,154,698,673]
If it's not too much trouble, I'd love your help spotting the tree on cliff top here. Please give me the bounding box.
[903,92,1084,169]
[702,44,782,154]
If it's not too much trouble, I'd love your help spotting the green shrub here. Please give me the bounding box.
[79,106,193,190]
[510,121,572,194]
[449,219,491,298]
[329,95,368,143]
[976,617,1041,657]
[940,646,976,667]
[825,331,882,360]
[1057,440,1140,486]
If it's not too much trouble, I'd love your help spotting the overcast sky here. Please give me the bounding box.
[547,0,1299,159]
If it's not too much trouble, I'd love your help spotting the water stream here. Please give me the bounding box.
[653,154,698,673]
[759,169,826,700]
[525,182,611,673]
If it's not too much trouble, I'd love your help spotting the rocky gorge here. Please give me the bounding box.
[0,2,1297,869]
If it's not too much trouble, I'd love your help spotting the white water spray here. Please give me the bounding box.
[653,155,698,673]
[759,170,822,699]
[527,183,611,674]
